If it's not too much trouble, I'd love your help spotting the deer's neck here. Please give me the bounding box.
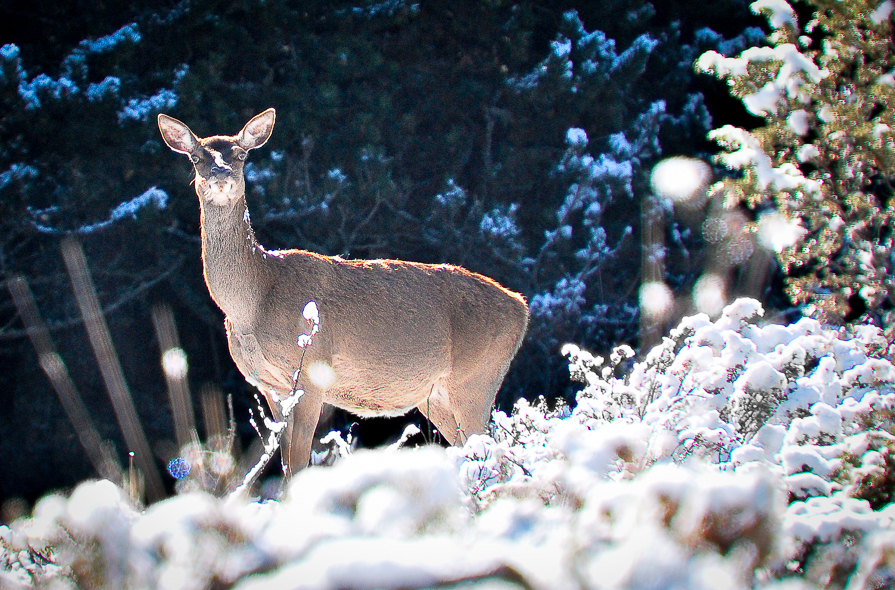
[199,193,271,323]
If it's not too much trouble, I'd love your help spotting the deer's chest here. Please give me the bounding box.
[225,319,295,395]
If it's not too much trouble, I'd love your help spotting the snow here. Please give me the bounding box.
[17,74,68,109]
[698,44,828,116]
[86,75,121,102]
[4,24,141,110]
[4,299,895,589]
[507,10,656,96]
[757,211,807,252]
[46,187,171,235]
[0,43,18,60]
[0,164,38,189]
[787,110,810,135]
[244,162,275,189]
[300,301,321,344]
[566,127,588,147]
[879,72,895,86]
[553,38,573,59]
[112,187,169,219]
[870,0,894,25]
[795,143,819,162]
[612,34,659,75]
[751,0,797,30]
[480,205,521,239]
[327,168,347,183]
[118,65,188,122]
[348,0,419,20]
[119,89,178,122]
[302,301,319,324]
[27,187,169,235]
[79,23,141,54]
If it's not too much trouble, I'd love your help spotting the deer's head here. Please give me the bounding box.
[158,109,276,206]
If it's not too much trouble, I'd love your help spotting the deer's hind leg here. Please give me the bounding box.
[444,367,505,445]
[442,326,525,445]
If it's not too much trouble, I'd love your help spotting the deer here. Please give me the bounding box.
[157,108,529,476]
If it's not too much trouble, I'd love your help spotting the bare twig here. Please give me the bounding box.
[151,303,197,449]
[0,256,185,342]
[61,236,165,503]
[6,275,117,481]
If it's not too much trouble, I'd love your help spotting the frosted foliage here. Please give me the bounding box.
[30,186,171,235]
[0,24,141,110]
[0,164,38,190]
[566,127,588,147]
[456,299,895,583]
[708,125,821,195]
[4,300,895,589]
[699,0,895,323]
[698,44,827,116]
[508,9,666,349]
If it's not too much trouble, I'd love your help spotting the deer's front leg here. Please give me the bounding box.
[280,386,325,477]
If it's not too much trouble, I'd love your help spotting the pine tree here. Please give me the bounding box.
[699,0,895,326]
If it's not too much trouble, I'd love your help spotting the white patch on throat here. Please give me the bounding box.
[197,176,237,206]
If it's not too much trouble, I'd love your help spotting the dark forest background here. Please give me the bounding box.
[0,0,768,505]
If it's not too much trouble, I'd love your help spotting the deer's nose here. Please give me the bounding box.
[211,165,232,177]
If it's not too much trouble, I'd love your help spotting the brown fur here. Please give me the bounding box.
[159,109,529,475]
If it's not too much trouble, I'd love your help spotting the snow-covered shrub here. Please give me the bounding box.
[3,299,895,589]
[452,298,895,587]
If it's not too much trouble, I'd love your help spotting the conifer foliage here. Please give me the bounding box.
[699,0,895,326]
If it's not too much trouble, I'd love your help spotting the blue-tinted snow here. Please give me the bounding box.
[61,23,141,80]
[118,65,187,122]
[435,178,466,210]
[480,204,520,239]
[0,164,39,189]
[0,44,18,59]
[565,127,588,147]
[86,76,121,102]
[118,90,178,122]
[4,24,141,111]
[347,0,420,19]
[67,187,169,235]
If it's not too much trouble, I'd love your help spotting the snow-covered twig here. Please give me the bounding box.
[229,301,319,499]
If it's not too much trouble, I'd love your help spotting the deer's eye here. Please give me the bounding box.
[236,151,247,161]
[190,154,200,164]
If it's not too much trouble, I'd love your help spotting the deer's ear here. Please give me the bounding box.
[237,108,275,151]
[158,114,200,155]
